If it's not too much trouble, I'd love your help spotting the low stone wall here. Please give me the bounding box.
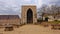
[51,24,60,30]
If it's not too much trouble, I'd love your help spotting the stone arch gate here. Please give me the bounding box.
[21,5,37,24]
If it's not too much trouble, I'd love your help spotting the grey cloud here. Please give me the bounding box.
[48,0,60,5]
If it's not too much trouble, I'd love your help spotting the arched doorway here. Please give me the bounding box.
[27,8,33,24]
[45,17,49,22]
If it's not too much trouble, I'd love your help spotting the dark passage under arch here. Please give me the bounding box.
[27,8,33,24]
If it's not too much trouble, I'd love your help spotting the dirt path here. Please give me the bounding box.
[0,24,60,34]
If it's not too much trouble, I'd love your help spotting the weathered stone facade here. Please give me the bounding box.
[21,5,37,24]
[0,15,20,25]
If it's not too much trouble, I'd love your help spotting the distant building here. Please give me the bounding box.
[55,14,60,21]
[43,13,60,21]
[0,15,20,26]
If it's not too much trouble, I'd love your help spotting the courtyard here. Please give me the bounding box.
[0,24,60,34]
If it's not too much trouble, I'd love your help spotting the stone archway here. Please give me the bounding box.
[21,5,37,24]
[27,8,33,24]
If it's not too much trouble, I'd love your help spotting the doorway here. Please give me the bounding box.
[27,8,33,24]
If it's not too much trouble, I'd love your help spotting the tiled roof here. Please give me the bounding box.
[0,15,20,19]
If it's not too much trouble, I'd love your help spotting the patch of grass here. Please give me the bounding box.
[48,21,60,24]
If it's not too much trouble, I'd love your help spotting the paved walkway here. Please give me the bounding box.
[0,24,60,34]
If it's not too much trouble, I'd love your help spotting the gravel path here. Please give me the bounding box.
[0,24,60,34]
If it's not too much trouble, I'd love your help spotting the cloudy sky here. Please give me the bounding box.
[0,0,60,17]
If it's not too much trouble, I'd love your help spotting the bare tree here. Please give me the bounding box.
[38,4,48,20]
[38,4,60,21]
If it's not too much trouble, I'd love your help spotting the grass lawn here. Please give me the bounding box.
[48,21,60,24]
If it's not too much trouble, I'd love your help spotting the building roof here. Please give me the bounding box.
[0,15,20,19]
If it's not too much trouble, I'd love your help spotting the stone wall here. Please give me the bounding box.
[21,5,37,24]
